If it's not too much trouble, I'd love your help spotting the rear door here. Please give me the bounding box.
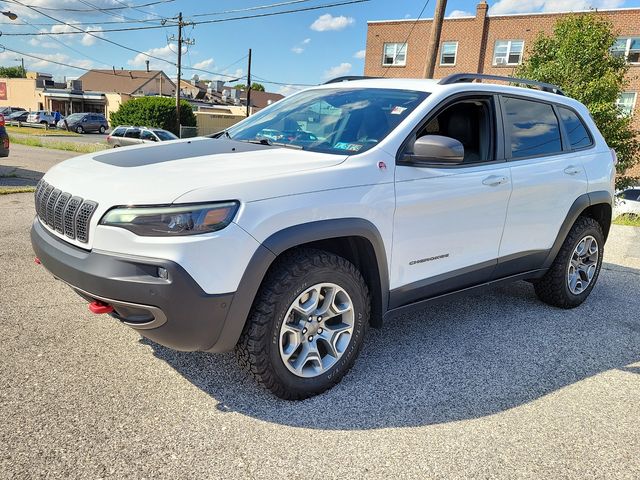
[496,96,589,277]
[122,128,142,145]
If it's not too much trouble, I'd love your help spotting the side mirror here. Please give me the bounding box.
[404,135,464,166]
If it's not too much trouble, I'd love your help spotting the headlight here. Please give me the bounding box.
[100,201,239,236]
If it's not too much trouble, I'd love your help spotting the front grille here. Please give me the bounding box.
[34,180,98,244]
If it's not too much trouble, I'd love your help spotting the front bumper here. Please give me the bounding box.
[31,218,235,351]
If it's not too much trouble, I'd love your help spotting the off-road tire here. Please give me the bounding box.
[534,216,604,308]
[236,248,370,400]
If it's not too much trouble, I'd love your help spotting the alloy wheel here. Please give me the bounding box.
[279,283,355,378]
[567,235,599,295]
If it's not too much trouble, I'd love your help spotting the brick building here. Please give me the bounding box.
[364,2,640,125]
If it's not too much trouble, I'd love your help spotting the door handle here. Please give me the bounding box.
[482,175,508,187]
[564,165,582,175]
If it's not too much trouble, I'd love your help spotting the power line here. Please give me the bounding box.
[0,0,175,13]
[15,16,112,68]
[190,0,313,18]
[382,0,431,78]
[1,0,371,36]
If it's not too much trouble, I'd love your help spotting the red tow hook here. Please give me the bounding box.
[89,301,114,314]
[34,257,41,265]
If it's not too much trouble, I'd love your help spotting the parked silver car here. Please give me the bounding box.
[106,126,178,147]
[26,110,56,126]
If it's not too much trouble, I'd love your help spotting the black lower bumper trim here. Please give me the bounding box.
[31,218,235,351]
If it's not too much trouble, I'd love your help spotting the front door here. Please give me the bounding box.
[390,94,512,308]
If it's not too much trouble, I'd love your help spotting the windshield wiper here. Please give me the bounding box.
[237,138,303,150]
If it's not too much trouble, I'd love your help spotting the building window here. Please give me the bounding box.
[493,40,524,66]
[440,41,458,66]
[611,37,640,63]
[617,92,637,116]
[382,43,407,66]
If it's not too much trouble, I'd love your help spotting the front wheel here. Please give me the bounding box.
[75,125,83,134]
[236,248,370,399]
[534,216,604,308]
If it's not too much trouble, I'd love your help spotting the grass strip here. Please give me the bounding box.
[9,135,107,154]
[0,186,36,195]
[613,214,640,227]
[6,126,81,137]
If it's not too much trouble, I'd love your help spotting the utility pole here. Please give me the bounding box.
[15,57,24,77]
[423,0,448,78]
[167,12,195,135]
[246,48,252,117]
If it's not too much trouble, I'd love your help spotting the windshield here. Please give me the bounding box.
[154,129,178,141]
[225,87,428,154]
[66,114,83,121]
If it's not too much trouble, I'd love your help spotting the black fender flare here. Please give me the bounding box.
[542,190,612,269]
[208,218,390,352]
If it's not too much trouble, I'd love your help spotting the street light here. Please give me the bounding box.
[2,11,18,21]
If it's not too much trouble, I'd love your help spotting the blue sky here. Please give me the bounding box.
[0,0,638,94]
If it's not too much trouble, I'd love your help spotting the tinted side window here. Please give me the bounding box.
[124,128,141,139]
[111,127,125,137]
[503,97,562,159]
[558,107,592,150]
[140,130,156,141]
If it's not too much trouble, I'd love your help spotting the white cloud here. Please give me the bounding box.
[490,0,623,14]
[127,44,185,70]
[448,9,473,17]
[292,38,311,54]
[353,49,366,59]
[80,26,103,46]
[310,14,355,32]
[323,62,352,79]
[0,50,93,80]
[277,84,303,96]
[193,58,214,70]
[404,13,412,19]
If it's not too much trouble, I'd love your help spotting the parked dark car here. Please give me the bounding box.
[0,106,25,116]
[58,113,109,134]
[7,110,29,122]
[0,114,10,157]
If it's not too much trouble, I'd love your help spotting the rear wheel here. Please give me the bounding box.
[534,216,604,308]
[99,126,106,134]
[236,248,370,400]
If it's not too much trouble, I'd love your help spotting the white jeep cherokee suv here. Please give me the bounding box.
[31,74,615,399]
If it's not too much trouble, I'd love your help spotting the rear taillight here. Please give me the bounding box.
[610,148,618,166]
[3,138,9,149]
[0,114,4,127]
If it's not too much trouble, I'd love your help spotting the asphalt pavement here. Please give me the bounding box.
[0,149,639,478]
[0,144,77,186]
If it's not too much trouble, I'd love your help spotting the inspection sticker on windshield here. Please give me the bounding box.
[334,142,363,152]
[391,106,407,115]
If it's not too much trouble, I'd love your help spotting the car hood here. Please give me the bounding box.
[43,137,348,206]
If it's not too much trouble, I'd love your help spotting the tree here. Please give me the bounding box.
[109,96,196,135]
[515,14,639,188]
[234,82,265,92]
[0,66,26,78]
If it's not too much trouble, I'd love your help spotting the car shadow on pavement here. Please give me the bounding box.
[0,165,41,186]
[142,262,639,430]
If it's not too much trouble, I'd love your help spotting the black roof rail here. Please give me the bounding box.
[438,73,565,96]
[323,75,379,84]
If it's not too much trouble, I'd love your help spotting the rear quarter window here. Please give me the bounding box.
[558,107,593,150]
[111,127,126,137]
[503,97,563,159]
